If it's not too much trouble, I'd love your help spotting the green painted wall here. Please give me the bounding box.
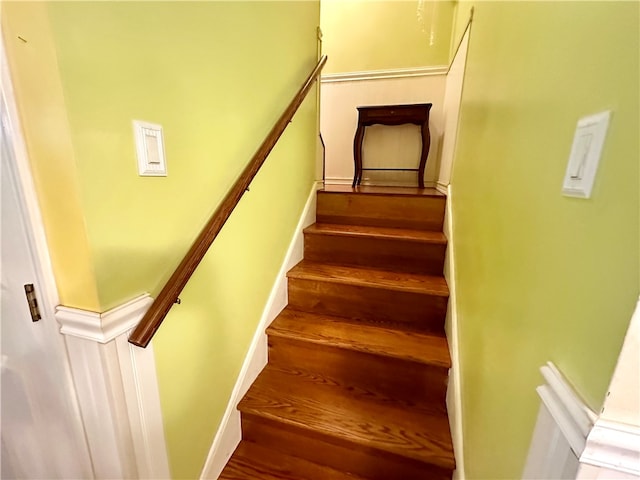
[320,0,455,73]
[7,2,320,478]
[450,2,639,478]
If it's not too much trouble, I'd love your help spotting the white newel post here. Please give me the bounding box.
[56,294,171,480]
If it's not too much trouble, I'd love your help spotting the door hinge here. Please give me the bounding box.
[24,284,41,322]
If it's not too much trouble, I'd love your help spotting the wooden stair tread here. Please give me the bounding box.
[304,223,447,244]
[268,307,450,368]
[239,366,455,470]
[220,441,369,480]
[320,185,445,197]
[288,260,449,296]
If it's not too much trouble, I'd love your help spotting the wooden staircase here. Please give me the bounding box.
[220,185,454,479]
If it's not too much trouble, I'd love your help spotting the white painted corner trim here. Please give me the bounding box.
[581,420,640,476]
[523,362,596,479]
[56,295,171,479]
[537,362,597,457]
[443,185,465,480]
[578,297,640,478]
[57,294,153,343]
[321,65,448,83]
[200,181,321,480]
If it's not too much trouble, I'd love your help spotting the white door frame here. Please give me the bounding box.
[2,35,171,479]
[1,36,95,477]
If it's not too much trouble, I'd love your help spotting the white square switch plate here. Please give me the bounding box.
[562,111,611,198]
[134,120,167,176]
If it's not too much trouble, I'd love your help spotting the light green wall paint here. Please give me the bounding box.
[47,1,319,311]
[320,0,455,73]
[40,2,320,478]
[1,2,101,310]
[451,2,639,478]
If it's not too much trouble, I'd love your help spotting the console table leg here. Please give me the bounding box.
[353,124,365,187]
[418,121,431,189]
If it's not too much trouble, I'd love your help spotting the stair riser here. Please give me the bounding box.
[317,192,445,231]
[304,233,446,275]
[241,415,453,480]
[268,336,448,407]
[288,278,447,333]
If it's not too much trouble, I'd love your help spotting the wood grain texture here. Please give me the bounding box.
[268,307,450,368]
[287,262,448,333]
[238,366,455,471]
[304,223,447,275]
[288,261,449,296]
[219,441,368,480]
[128,56,327,348]
[267,337,449,409]
[317,187,445,231]
[242,416,453,480]
[220,185,455,477]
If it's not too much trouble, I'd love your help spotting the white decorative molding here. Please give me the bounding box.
[56,294,153,343]
[200,181,320,480]
[324,177,354,185]
[59,295,170,479]
[523,362,596,479]
[321,65,448,83]
[579,297,640,478]
[538,362,597,456]
[443,184,466,480]
[581,420,640,476]
[115,335,171,479]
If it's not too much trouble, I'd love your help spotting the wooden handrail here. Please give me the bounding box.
[129,56,327,348]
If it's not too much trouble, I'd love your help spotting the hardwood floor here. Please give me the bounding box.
[219,186,454,479]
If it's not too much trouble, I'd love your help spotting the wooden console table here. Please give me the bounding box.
[352,103,432,188]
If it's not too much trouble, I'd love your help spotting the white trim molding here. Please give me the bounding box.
[537,363,597,455]
[57,294,153,343]
[200,181,320,479]
[578,297,640,478]
[523,362,597,479]
[321,65,448,83]
[581,421,640,476]
[443,184,465,480]
[56,295,171,479]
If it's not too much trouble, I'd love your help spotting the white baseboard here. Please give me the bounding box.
[443,184,466,480]
[324,176,353,185]
[199,181,320,480]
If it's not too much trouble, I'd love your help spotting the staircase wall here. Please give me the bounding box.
[4,2,322,478]
[449,2,639,478]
